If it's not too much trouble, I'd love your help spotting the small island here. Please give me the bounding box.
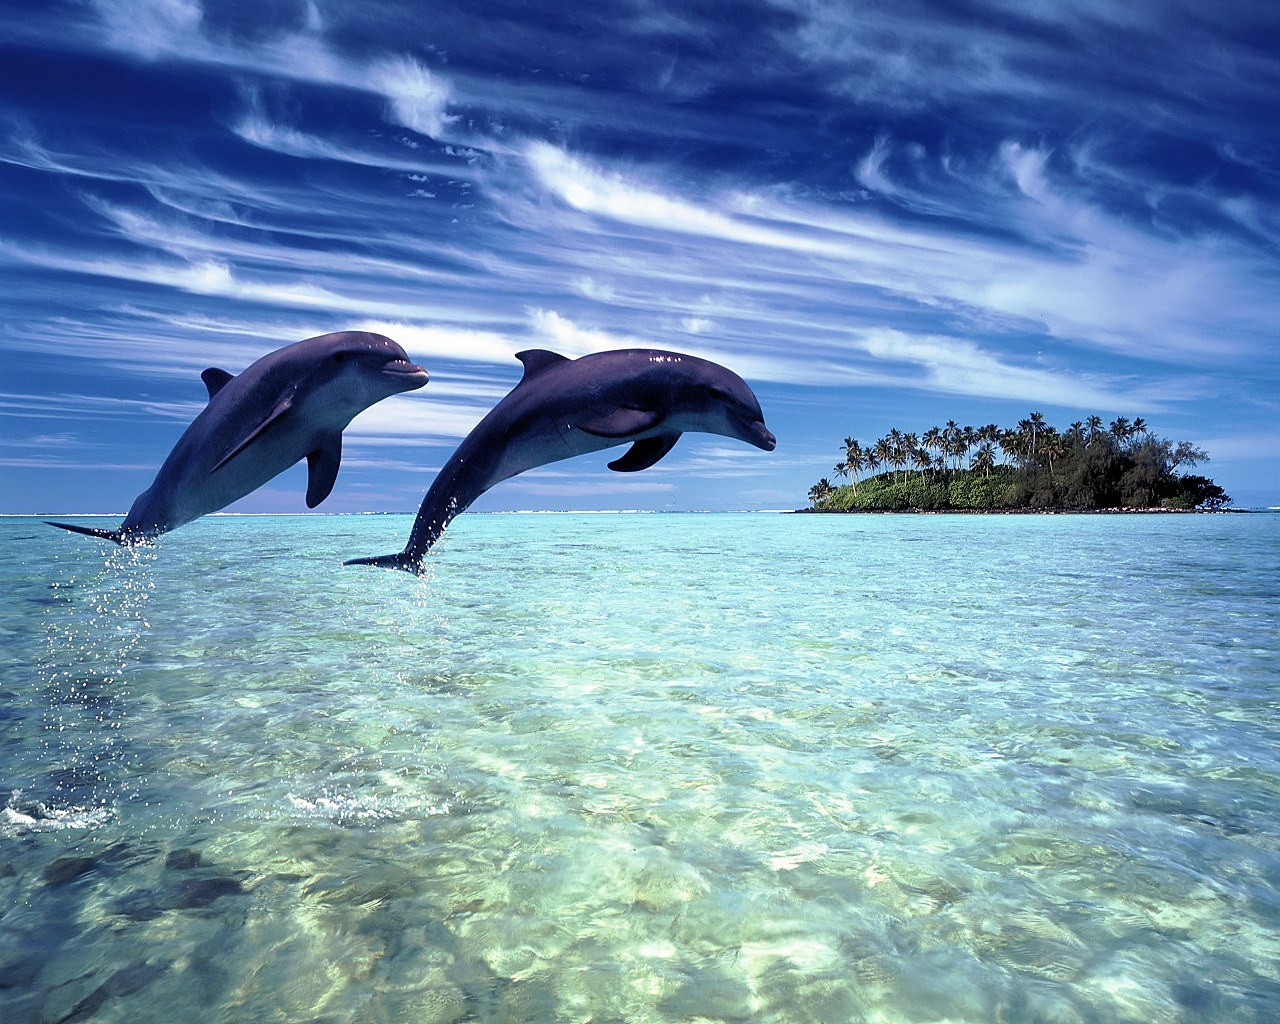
[807,414,1230,512]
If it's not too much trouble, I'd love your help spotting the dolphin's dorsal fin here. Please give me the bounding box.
[305,433,343,508]
[201,367,235,401]
[608,432,681,472]
[576,406,663,438]
[515,349,569,382]
[210,395,295,474]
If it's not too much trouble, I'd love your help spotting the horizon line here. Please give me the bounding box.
[4,509,798,518]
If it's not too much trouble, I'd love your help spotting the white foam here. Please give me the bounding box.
[1,796,114,835]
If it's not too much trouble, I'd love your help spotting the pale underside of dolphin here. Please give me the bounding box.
[346,347,776,574]
[47,331,428,545]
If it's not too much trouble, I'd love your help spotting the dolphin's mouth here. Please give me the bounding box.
[381,359,429,389]
[734,415,776,451]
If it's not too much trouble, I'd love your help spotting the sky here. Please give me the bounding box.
[1,0,1278,514]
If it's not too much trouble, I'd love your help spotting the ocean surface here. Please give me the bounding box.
[1,511,1277,1023]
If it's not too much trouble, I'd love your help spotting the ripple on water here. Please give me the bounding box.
[1,512,1277,1021]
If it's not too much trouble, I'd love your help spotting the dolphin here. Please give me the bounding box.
[345,347,775,574]
[47,331,428,545]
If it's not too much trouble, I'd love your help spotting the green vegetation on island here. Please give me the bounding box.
[807,414,1230,512]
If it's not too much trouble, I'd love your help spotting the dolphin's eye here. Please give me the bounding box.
[333,352,348,363]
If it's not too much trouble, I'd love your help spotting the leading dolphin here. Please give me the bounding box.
[346,347,775,574]
[47,331,428,545]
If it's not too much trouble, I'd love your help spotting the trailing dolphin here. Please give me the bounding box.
[47,331,428,545]
[346,347,775,574]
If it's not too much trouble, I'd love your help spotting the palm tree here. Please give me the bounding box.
[885,430,909,481]
[942,420,960,470]
[1001,428,1027,466]
[852,449,870,493]
[865,443,884,478]
[808,478,834,506]
[958,426,976,469]
[972,442,996,478]
[870,437,893,483]
[887,446,907,482]
[976,424,1002,464]
[1109,416,1132,443]
[1028,411,1046,460]
[1041,428,1066,479]
[841,437,865,492]
[911,443,932,477]
[901,433,919,476]
[923,426,944,475]
[1086,415,1104,446]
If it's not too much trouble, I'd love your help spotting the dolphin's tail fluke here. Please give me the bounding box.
[45,521,127,545]
[344,551,425,575]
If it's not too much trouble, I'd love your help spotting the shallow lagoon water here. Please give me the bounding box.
[2,511,1277,1022]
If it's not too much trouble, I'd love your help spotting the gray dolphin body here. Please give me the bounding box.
[346,347,775,574]
[48,331,428,545]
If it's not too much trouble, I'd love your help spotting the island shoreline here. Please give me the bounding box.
[790,506,1250,515]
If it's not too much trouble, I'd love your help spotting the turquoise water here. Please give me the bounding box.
[2,512,1277,1023]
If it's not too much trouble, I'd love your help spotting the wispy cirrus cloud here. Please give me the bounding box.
[0,390,203,422]
[346,395,489,445]
[525,308,863,388]
[525,142,844,257]
[771,0,1280,132]
[88,0,459,142]
[0,240,510,328]
[523,140,1278,366]
[229,114,459,176]
[848,328,1163,411]
[2,0,1276,510]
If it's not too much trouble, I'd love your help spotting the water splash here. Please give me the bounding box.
[36,543,158,821]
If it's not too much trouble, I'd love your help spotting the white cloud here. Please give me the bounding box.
[526,308,863,388]
[527,306,638,357]
[231,114,451,173]
[505,478,676,497]
[88,0,459,140]
[850,328,1154,410]
[855,135,896,194]
[369,56,456,139]
[346,393,489,443]
[92,0,202,60]
[1191,430,1280,463]
[1000,141,1053,202]
[572,276,617,303]
[83,195,474,292]
[351,320,519,367]
[0,390,202,422]
[680,317,713,334]
[525,142,843,256]
[0,456,156,470]
[0,242,484,325]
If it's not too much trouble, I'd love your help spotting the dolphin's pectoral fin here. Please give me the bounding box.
[515,349,569,382]
[608,432,682,472]
[576,407,663,438]
[201,367,235,401]
[210,395,295,474]
[305,434,343,508]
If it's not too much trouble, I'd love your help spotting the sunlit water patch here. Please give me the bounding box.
[1,512,1277,1022]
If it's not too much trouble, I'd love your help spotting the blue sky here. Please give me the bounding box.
[2,0,1278,513]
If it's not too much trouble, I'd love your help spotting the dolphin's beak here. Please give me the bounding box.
[381,358,429,390]
[727,408,775,450]
[745,419,776,451]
